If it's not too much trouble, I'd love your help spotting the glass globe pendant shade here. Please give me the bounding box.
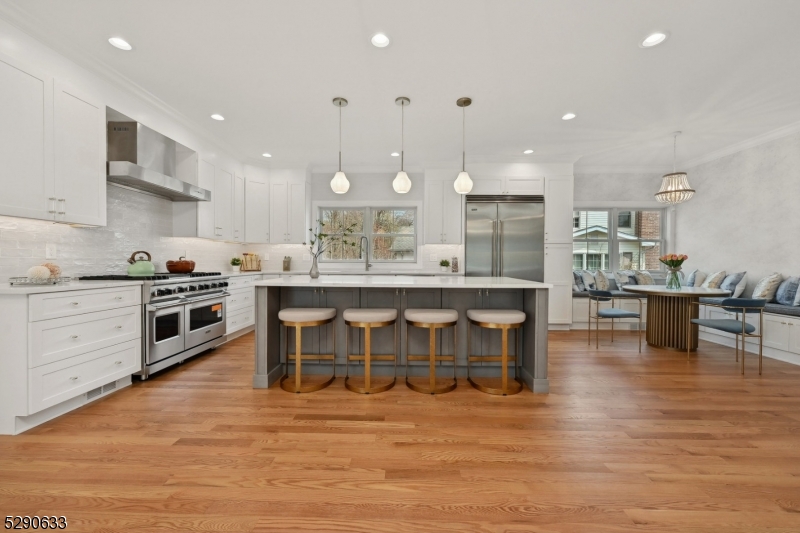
[330,171,350,194]
[454,171,473,194]
[393,171,411,193]
[655,172,694,205]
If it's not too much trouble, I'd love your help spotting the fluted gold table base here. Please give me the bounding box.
[645,294,699,352]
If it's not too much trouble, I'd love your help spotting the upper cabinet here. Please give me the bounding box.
[53,81,106,226]
[424,180,462,244]
[233,173,245,242]
[270,180,307,244]
[245,175,269,243]
[544,176,573,243]
[0,54,105,225]
[470,176,544,196]
[213,168,234,241]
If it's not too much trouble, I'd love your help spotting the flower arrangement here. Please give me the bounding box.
[304,219,359,278]
[659,254,688,290]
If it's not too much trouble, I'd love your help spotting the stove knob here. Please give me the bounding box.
[151,290,159,298]
[188,285,197,292]
[221,281,228,287]
[176,286,186,293]
[163,288,173,295]
[210,283,218,288]
[156,289,166,297]
[200,284,209,290]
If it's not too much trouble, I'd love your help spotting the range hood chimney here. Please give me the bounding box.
[107,122,210,202]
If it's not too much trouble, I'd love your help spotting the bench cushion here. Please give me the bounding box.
[699,299,800,318]
[573,290,642,299]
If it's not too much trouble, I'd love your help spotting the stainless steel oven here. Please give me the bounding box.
[185,296,226,350]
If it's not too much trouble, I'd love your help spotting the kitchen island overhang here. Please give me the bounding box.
[252,276,551,393]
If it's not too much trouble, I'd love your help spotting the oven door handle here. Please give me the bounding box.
[147,292,230,311]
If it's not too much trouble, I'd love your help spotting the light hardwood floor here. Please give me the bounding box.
[2,331,800,532]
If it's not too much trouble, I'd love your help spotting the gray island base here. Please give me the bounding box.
[253,276,551,393]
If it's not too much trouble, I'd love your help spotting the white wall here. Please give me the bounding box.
[675,131,800,295]
[574,172,663,204]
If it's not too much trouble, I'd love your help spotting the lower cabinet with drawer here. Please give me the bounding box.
[227,306,255,334]
[0,284,143,435]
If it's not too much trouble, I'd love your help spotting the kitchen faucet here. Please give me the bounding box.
[360,236,372,272]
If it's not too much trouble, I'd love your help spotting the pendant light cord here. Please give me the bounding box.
[338,104,342,172]
[673,133,677,173]
[401,101,404,171]
[462,105,466,172]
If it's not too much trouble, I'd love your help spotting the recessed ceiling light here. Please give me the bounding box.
[371,33,390,48]
[210,114,225,121]
[523,149,534,155]
[640,32,668,48]
[391,152,400,157]
[562,113,576,120]
[262,153,272,158]
[108,37,132,51]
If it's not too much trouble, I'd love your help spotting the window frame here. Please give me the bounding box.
[315,203,420,264]
[573,207,665,272]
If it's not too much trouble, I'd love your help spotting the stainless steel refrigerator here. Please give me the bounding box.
[465,197,545,281]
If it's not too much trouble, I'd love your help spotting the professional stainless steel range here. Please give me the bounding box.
[78,272,230,378]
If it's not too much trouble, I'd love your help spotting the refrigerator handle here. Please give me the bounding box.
[499,220,504,277]
[491,220,497,277]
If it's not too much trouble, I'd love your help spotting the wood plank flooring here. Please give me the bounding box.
[3,331,800,532]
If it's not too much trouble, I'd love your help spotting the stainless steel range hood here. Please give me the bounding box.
[107,122,210,202]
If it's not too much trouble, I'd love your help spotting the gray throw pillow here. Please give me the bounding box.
[720,271,747,298]
[775,276,799,306]
[686,269,707,287]
[573,270,586,292]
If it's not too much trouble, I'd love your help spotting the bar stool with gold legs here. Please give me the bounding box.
[404,308,458,395]
[279,307,336,393]
[466,309,525,395]
[343,308,398,394]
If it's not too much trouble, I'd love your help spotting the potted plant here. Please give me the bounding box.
[439,259,451,273]
[305,220,359,279]
[230,257,242,272]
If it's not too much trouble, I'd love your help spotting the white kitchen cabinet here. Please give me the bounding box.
[544,243,574,283]
[470,176,544,196]
[270,181,307,244]
[233,173,245,242]
[53,81,106,226]
[424,180,462,244]
[214,167,234,240]
[762,314,789,351]
[548,282,573,324]
[245,175,269,243]
[544,177,574,243]
[0,53,54,221]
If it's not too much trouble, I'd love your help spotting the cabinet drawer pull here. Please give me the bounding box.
[69,376,79,381]
[114,360,123,365]
[70,334,80,339]
[114,296,123,300]
[115,325,123,329]
[70,302,80,306]
[231,320,237,325]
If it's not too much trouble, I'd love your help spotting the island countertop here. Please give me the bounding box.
[254,275,552,289]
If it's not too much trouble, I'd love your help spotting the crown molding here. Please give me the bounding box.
[574,166,665,175]
[682,120,800,170]
[0,3,247,162]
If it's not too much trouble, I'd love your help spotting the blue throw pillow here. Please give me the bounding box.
[573,270,586,292]
[775,276,800,306]
[720,271,747,297]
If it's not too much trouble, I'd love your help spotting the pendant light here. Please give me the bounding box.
[392,97,412,193]
[330,97,350,194]
[453,97,473,194]
[655,131,695,205]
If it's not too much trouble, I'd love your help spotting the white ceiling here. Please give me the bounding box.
[3,0,800,171]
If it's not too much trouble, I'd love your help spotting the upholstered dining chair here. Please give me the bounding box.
[690,298,766,374]
[587,290,643,352]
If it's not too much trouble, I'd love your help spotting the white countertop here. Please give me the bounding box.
[0,280,144,295]
[254,275,551,289]
[230,270,464,277]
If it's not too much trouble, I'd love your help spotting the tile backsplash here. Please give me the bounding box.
[0,185,243,280]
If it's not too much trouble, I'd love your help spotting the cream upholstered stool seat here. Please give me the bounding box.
[279,307,337,393]
[466,308,525,395]
[404,308,458,395]
[343,308,398,394]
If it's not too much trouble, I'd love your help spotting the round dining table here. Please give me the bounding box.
[622,285,731,351]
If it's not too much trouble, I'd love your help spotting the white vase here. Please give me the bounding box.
[440,266,448,272]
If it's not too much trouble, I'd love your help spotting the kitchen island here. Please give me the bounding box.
[252,276,551,393]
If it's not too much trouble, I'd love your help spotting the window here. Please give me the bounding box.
[618,211,632,229]
[318,207,416,262]
[573,208,665,271]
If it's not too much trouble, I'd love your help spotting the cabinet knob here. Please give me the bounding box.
[115,325,122,329]
[69,376,79,381]
[70,302,80,306]
[114,360,122,365]
[70,334,80,339]
[114,296,123,300]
